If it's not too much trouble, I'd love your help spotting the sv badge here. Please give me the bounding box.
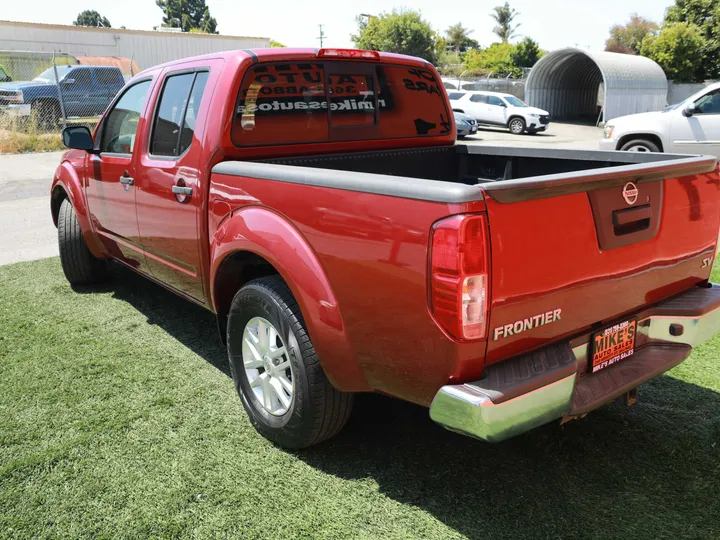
[702,256,714,268]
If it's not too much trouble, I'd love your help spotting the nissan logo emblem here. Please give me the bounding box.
[622,182,639,205]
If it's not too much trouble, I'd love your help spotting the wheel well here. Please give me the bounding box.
[616,133,664,152]
[50,185,68,227]
[213,251,282,342]
[507,115,525,126]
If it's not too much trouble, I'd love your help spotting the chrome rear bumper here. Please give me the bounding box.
[430,283,720,442]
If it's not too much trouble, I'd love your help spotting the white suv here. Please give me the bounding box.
[599,81,720,157]
[447,90,551,135]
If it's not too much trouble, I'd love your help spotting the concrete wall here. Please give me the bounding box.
[0,20,269,71]
[667,81,717,105]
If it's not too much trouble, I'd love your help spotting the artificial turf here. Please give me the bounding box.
[1,257,718,539]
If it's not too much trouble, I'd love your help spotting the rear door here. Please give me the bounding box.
[466,94,489,122]
[480,159,720,364]
[134,64,215,302]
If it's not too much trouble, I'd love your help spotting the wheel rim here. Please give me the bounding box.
[242,316,294,416]
[510,120,523,133]
[627,145,650,152]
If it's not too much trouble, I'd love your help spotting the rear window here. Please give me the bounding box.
[96,68,124,86]
[447,92,465,100]
[231,62,451,146]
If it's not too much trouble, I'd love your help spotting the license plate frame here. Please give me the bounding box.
[589,319,637,373]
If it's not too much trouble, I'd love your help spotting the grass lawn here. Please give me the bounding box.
[1,258,719,539]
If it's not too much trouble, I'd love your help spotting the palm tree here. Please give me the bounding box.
[491,2,520,43]
[446,23,473,54]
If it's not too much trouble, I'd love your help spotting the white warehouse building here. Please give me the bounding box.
[0,20,270,71]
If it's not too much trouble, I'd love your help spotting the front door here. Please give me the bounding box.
[485,95,509,126]
[135,67,213,302]
[670,88,720,157]
[85,78,154,271]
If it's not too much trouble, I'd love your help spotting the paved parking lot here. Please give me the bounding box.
[0,122,604,266]
[463,121,603,150]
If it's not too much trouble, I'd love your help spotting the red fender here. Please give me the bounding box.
[210,206,368,392]
[51,157,106,259]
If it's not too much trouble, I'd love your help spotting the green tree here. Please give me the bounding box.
[73,10,111,28]
[510,37,544,68]
[351,9,437,64]
[640,22,705,82]
[156,0,218,34]
[665,0,720,79]
[270,40,286,48]
[491,2,520,43]
[605,14,659,54]
[464,42,521,76]
[445,23,475,54]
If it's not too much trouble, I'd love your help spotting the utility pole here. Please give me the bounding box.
[317,25,326,47]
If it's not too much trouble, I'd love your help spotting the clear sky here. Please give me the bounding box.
[3,0,672,51]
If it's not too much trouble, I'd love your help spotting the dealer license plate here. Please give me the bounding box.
[589,319,637,373]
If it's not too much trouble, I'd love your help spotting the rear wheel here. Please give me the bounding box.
[619,138,661,153]
[57,198,108,285]
[227,276,353,449]
[508,117,526,135]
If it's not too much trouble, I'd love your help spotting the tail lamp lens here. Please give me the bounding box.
[430,215,489,340]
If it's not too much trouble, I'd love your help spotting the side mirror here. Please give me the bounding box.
[683,104,698,117]
[62,126,94,152]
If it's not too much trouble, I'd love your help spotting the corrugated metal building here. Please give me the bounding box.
[526,48,667,123]
[0,20,270,71]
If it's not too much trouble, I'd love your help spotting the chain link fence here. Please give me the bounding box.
[440,68,532,100]
[0,51,137,151]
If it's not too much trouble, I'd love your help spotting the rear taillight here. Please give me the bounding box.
[430,214,489,340]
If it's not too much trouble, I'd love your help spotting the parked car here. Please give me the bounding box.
[454,111,477,138]
[0,64,11,83]
[53,48,720,449]
[448,90,551,134]
[0,65,124,126]
[600,81,720,156]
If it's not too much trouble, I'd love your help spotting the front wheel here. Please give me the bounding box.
[508,117,526,135]
[227,276,354,449]
[57,198,108,285]
[619,138,661,153]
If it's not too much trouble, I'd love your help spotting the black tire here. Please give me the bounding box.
[458,134,467,140]
[33,100,60,131]
[508,117,526,135]
[619,138,661,153]
[227,276,353,449]
[57,198,108,285]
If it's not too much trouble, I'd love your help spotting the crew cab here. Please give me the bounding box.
[52,48,720,449]
[448,90,550,134]
[600,81,720,156]
[0,65,124,125]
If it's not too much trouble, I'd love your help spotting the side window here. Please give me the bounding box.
[67,69,93,88]
[96,68,124,86]
[470,94,487,103]
[694,90,720,115]
[101,80,151,154]
[150,71,208,157]
[487,96,505,107]
[179,72,209,154]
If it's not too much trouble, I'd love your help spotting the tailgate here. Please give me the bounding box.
[480,155,720,364]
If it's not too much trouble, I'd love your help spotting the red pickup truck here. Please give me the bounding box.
[52,48,720,449]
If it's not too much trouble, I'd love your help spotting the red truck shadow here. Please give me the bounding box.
[76,265,720,540]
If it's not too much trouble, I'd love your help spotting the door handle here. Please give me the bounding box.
[120,176,134,185]
[172,185,192,196]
